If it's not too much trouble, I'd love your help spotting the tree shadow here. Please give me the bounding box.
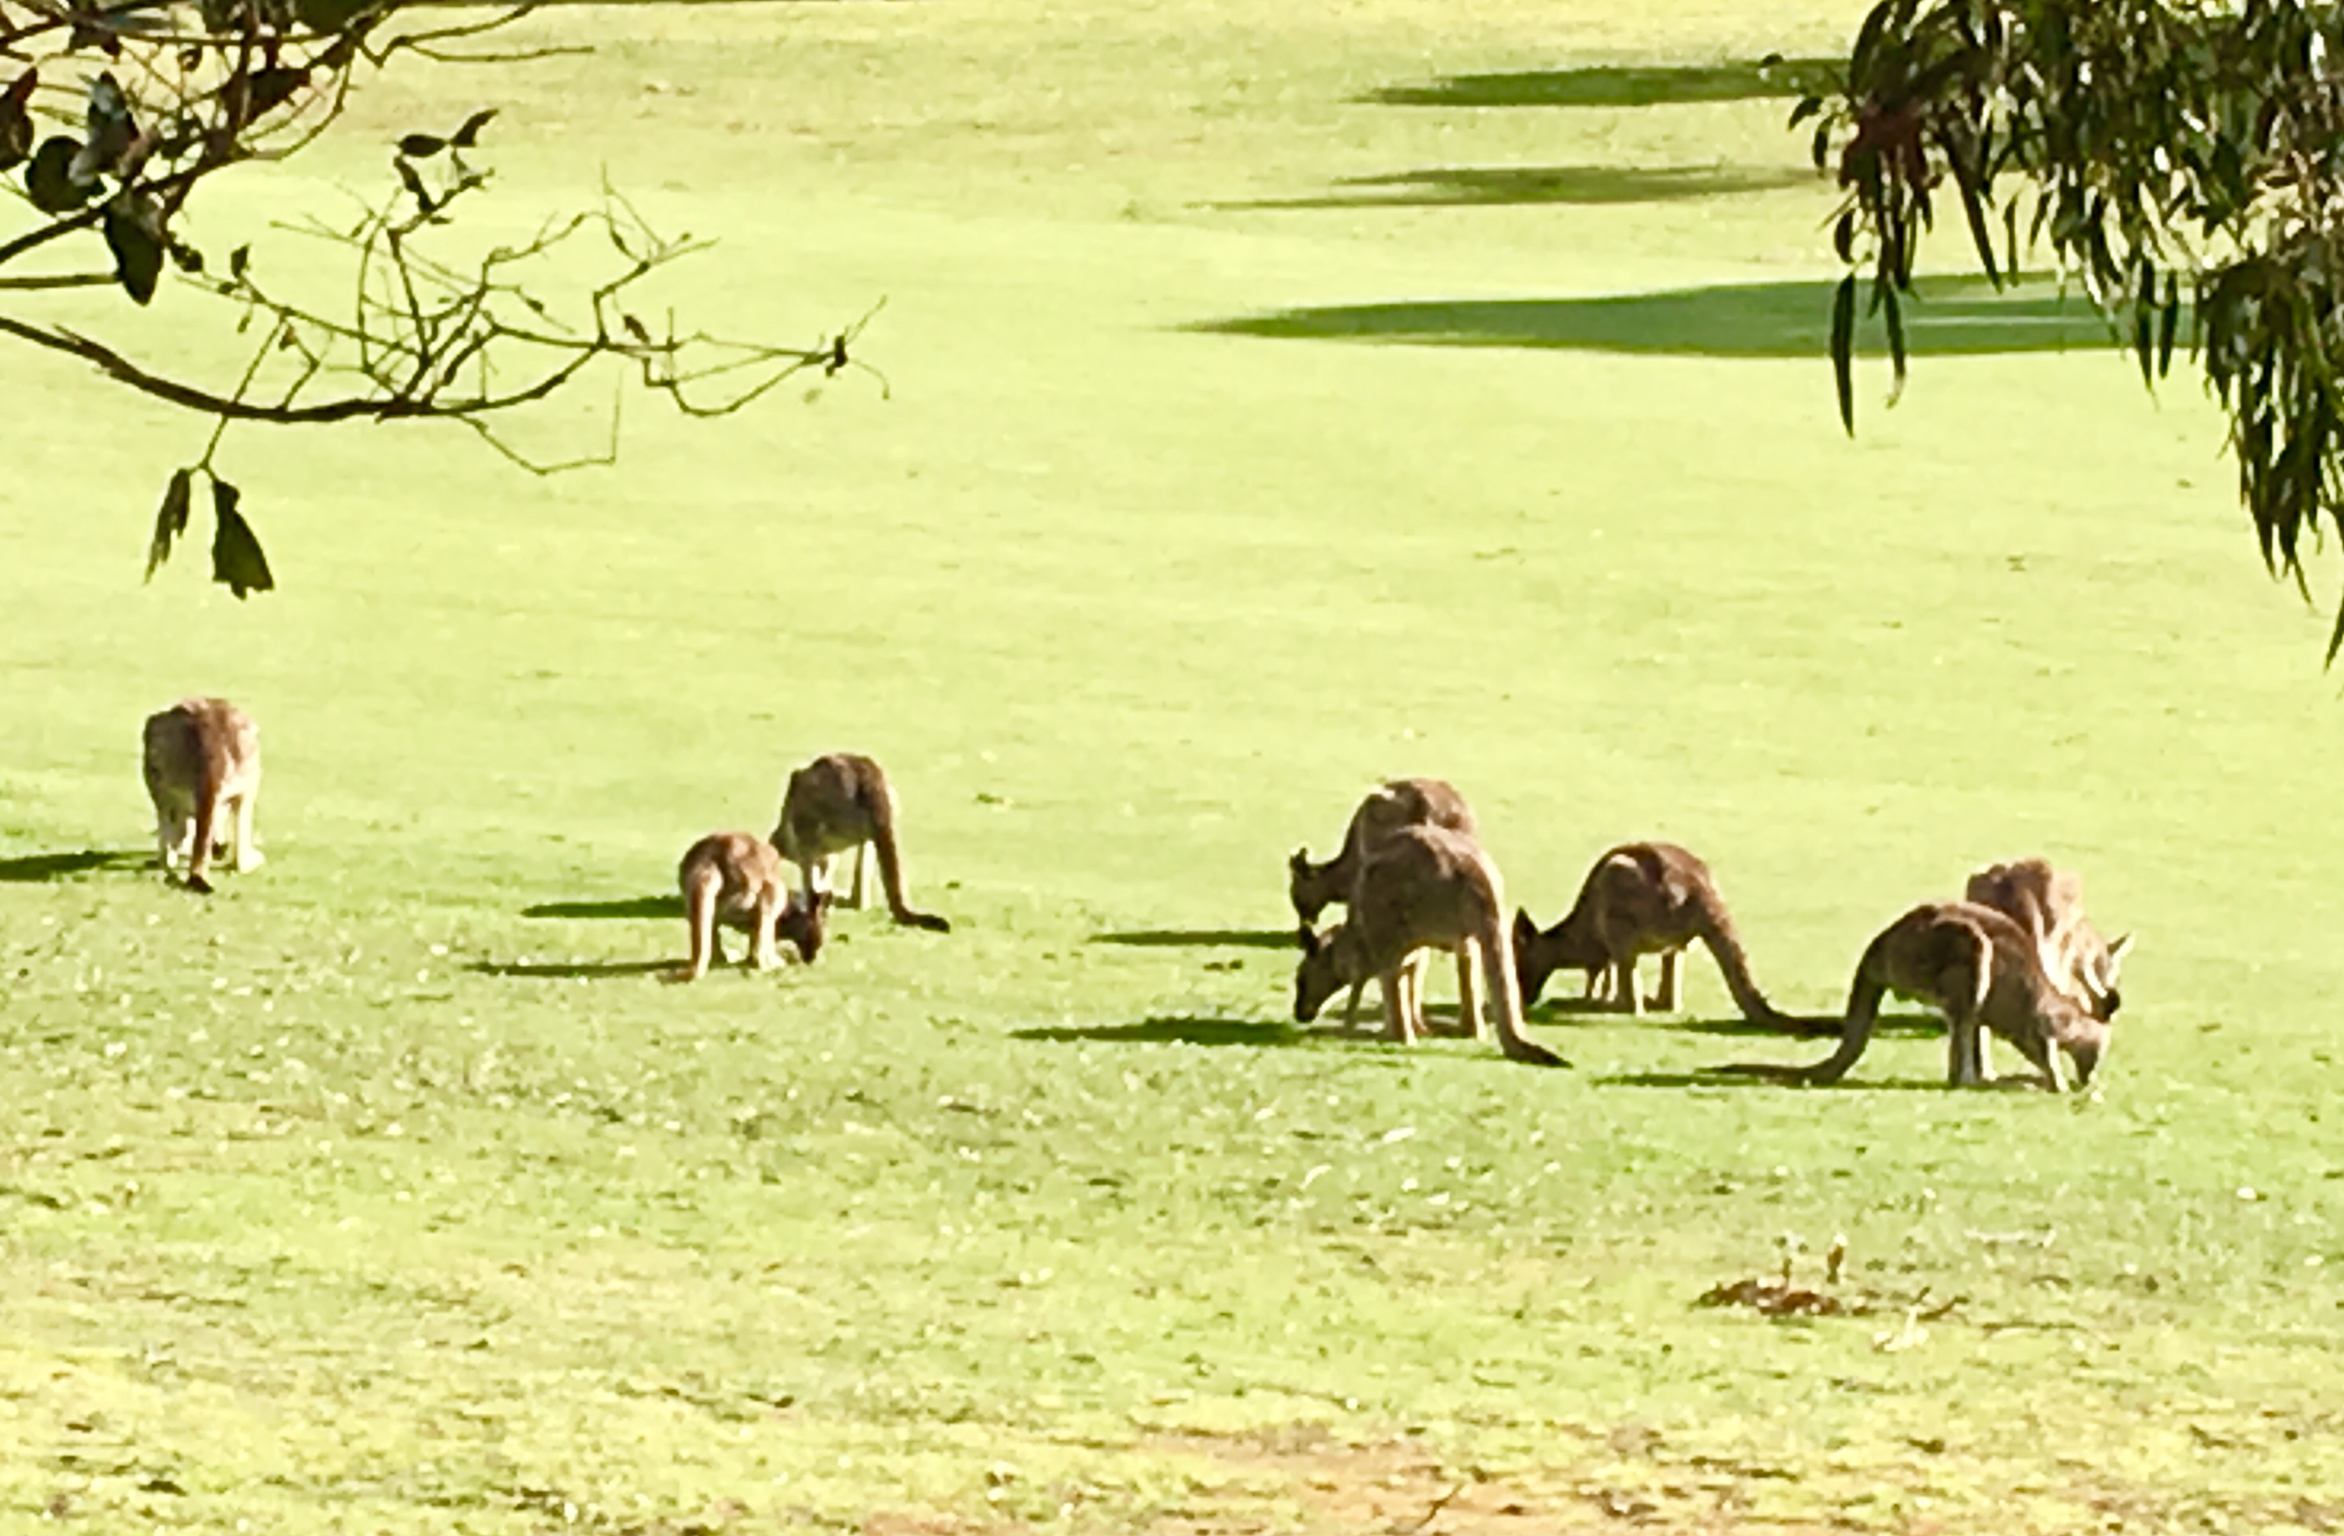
[1363,58,1842,110]
[1013,1015,1336,1049]
[1089,929,1304,950]
[1226,163,1817,211]
[467,959,676,980]
[1192,275,2133,360]
[522,895,683,921]
[0,849,152,883]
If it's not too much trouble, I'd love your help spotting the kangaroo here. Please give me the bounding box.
[141,697,263,895]
[1964,857,2131,1020]
[1511,841,1805,1029]
[1293,824,1567,1068]
[771,753,950,932]
[1289,778,1479,1036]
[677,832,829,981]
[1730,901,2110,1091]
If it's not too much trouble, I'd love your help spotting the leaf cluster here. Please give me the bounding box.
[2,0,869,598]
[1798,0,2344,656]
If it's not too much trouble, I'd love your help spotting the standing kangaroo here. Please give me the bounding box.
[676,832,828,981]
[1727,900,2110,1091]
[1964,856,2131,1021]
[1512,841,1801,1029]
[141,697,263,895]
[1289,777,1478,1036]
[1293,824,1567,1068]
[771,753,950,932]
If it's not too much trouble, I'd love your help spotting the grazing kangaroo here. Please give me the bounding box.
[677,832,828,981]
[1289,777,1478,1036]
[1293,824,1567,1068]
[1729,900,2110,1091]
[141,697,262,895]
[771,753,950,932]
[1512,841,1802,1029]
[1964,856,2131,1020]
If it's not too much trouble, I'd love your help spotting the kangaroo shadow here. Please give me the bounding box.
[523,895,683,921]
[0,849,152,883]
[1013,1015,1334,1049]
[1670,1011,1945,1038]
[468,959,676,980]
[1599,1069,1958,1092]
[1089,929,1304,950]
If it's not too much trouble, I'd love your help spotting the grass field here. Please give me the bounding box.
[7,1,2344,1531]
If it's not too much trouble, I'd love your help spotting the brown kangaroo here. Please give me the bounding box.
[1511,841,1802,1029]
[677,832,828,981]
[141,697,263,895]
[1964,856,2131,1021]
[1289,778,1478,1036]
[1293,824,1567,1068]
[1726,900,2110,1091]
[771,753,950,932]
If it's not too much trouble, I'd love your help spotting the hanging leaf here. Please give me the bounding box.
[145,467,194,581]
[1831,273,1858,435]
[25,136,95,212]
[209,482,275,599]
[103,195,165,305]
[450,108,497,148]
[1882,280,1907,406]
[247,66,311,117]
[0,69,34,174]
[398,132,447,158]
[2158,273,2180,378]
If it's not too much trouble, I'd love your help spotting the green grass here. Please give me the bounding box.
[7,1,2344,1531]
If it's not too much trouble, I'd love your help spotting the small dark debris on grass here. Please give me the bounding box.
[1695,1278,1854,1316]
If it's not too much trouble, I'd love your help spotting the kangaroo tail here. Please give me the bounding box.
[185,754,223,896]
[865,780,950,932]
[1693,895,1790,1027]
[680,864,720,977]
[1478,899,1570,1069]
[1798,941,1893,1084]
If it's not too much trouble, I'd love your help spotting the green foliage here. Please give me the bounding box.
[1806,0,2344,657]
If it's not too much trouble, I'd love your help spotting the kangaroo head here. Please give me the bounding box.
[1288,848,1331,924]
[2075,930,2133,1021]
[2050,1003,2112,1088]
[1511,908,1554,1006]
[783,891,831,964]
[1293,924,1347,1023]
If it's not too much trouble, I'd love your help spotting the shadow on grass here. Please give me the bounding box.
[1671,1011,1944,1038]
[1193,275,2131,360]
[1089,929,1303,950]
[523,895,683,921]
[1363,57,1841,110]
[468,959,675,980]
[0,849,151,883]
[1600,1069,1954,1091]
[1013,1015,1331,1049]
[1228,163,1817,211]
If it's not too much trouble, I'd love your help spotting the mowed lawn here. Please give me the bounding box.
[6,1,2344,1530]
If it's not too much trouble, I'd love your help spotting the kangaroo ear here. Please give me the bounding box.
[1513,907,1535,940]
[1288,847,1310,875]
